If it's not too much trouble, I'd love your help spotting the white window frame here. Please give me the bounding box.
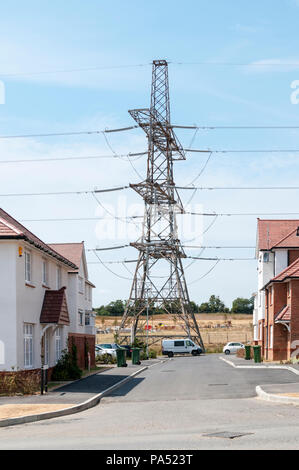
[55,328,62,363]
[78,276,84,294]
[42,259,48,286]
[270,325,273,349]
[25,251,32,283]
[56,266,62,290]
[24,324,34,368]
[78,310,84,326]
[44,329,50,366]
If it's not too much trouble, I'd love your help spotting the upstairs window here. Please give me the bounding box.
[263,252,270,263]
[42,260,48,285]
[78,277,84,294]
[25,251,32,283]
[78,310,84,326]
[269,286,273,305]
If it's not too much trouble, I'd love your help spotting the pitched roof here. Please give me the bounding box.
[0,208,78,269]
[273,227,299,249]
[271,257,299,282]
[257,219,299,251]
[48,243,83,269]
[40,287,70,325]
[275,305,291,323]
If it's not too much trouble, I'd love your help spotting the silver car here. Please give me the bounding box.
[223,342,245,355]
[96,343,121,358]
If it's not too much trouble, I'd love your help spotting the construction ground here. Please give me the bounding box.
[95,313,253,353]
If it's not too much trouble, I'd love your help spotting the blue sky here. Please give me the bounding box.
[1,0,299,307]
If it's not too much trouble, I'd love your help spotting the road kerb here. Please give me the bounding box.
[0,366,148,428]
[219,356,299,376]
[256,385,299,405]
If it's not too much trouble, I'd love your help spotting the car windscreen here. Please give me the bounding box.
[100,344,113,349]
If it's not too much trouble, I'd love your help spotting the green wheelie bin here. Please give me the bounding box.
[131,348,141,365]
[245,345,251,361]
[253,345,262,363]
[116,348,127,367]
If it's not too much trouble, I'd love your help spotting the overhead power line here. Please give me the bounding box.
[0,152,147,165]
[3,185,299,198]
[184,148,299,154]
[2,60,298,79]
[0,125,138,140]
[174,125,299,130]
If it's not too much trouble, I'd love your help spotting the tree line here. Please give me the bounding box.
[95,295,254,316]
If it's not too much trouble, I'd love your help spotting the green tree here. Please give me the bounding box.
[231,297,254,314]
[198,295,227,313]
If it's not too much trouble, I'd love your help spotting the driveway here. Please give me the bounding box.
[1,354,299,450]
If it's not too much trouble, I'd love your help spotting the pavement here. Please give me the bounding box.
[221,354,299,372]
[0,359,160,423]
[2,354,299,449]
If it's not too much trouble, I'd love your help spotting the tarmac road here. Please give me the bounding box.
[1,354,299,450]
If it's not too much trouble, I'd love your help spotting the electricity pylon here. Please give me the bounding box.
[120,59,205,351]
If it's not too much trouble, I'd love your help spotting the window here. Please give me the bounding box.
[88,286,92,302]
[270,325,273,349]
[24,324,33,368]
[78,277,83,294]
[44,329,50,366]
[288,282,291,297]
[78,310,84,326]
[174,341,185,347]
[85,312,90,326]
[269,286,273,305]
[263,252,270,263]
[55,328,62,362]
[42,260,48,285]
[25,251,32,283]
[56,266,61,289]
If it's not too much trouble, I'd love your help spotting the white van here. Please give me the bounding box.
[162,338,202,357]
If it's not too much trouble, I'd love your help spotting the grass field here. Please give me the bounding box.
[96,313,253,353]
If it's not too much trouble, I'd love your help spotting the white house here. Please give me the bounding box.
[0,208,96,372]
[48,243,96,337]
[254,219,299,344]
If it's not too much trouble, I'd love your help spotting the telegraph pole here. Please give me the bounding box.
[121,60,205,351]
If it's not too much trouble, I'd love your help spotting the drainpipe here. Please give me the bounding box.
[265,287,269,360]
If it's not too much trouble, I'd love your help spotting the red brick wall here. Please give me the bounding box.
[289,250,299,266]
[68,333,95,370]
[290,281,299,359]
[265,283,289,361]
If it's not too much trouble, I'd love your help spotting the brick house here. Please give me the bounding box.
[263,259,299,360]
[0,208,96,374]
[254,219,299,360]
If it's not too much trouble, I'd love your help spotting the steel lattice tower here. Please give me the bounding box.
[120,60,205,351]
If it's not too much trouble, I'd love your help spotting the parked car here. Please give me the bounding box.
[223,342,245,355]
[162,338,202,358]
[96,343,121,358]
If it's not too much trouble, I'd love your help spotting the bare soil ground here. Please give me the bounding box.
[0,404,75,420]
[96,313,253,352]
